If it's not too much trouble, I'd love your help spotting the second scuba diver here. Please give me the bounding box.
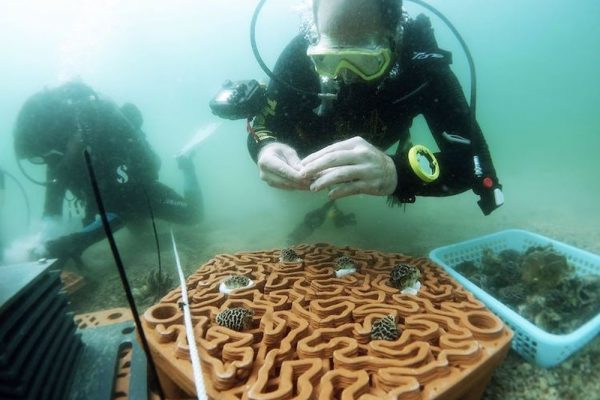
[13,81,203,266]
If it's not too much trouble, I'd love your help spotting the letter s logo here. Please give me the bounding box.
[116,164,129,184]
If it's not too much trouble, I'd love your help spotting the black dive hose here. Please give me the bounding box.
[405,0,489,170]
[83,149,165,400]
[0,167,32,228]
[142,187,164,299]
[250,0,318,97]
[406,0,476,114]
[250,0,477,112]
[16,157,48,186]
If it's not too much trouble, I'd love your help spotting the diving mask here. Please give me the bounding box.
[307,44,392,82]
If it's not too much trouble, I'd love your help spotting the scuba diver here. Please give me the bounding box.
[238,0,503,239]
[13,81,203,265]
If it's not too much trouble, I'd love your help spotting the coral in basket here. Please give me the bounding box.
[457,246,600,334]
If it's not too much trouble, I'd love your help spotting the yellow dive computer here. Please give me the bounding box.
[407,145,439,183]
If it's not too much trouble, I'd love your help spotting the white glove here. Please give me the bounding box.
[257,142,311,190]
[301,136,398,200]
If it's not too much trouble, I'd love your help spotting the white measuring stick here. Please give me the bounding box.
[170,229,208,400]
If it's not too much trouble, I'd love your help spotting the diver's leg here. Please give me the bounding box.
[286,201,336,244]
[177,157,203,222]
[145,180,202,225]
[330,201,357,228]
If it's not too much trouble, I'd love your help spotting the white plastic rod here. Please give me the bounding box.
[170,229,207,400]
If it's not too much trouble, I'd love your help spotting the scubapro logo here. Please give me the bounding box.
[116,164,129,184]
[412,52,444,60]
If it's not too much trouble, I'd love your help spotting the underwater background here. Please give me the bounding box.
[1,1,599,399]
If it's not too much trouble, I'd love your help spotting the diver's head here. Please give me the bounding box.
[308,0,403,84]
[121,102,144,130]
[13,82,95,164]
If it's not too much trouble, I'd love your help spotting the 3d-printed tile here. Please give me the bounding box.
[142,244,512,399]
[75,307,133,329]
[60,270,86,295]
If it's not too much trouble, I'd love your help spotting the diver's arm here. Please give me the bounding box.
[390,65,501,210]
[247,35,318,190]
[247,34,320,162]
[390,17,500,206]
[389,67,490,202]
[425,67,503,215]
[425,64,500,195]
[45,213,125,260]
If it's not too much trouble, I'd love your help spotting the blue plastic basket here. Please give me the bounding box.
[429,229,600,368]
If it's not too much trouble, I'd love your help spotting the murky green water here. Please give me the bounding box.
[1,1,599,398]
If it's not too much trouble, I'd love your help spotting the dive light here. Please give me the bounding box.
[209,80,267,120]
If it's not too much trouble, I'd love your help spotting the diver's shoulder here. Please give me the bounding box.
[408,13,434,30]
[275,34,312,70]
[402,13,452,69]
[283,34,311,55]
[403,13,436,51]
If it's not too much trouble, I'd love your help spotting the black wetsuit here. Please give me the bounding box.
[248,14,501,207]
[43,95,202,261]
[0,170,4,261]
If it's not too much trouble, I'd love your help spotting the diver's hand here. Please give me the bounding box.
[301,136,398,200]
[45,233,84,260]
[30,244,50,260]
[257,142,311,190]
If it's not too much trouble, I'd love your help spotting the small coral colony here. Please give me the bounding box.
[215,248,422,340]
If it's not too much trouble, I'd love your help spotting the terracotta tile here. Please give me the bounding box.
[60,270,86,295]
[74,307,133,329]
[141,244,512,399]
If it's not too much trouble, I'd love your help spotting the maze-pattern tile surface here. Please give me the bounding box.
[142,244,512,399]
